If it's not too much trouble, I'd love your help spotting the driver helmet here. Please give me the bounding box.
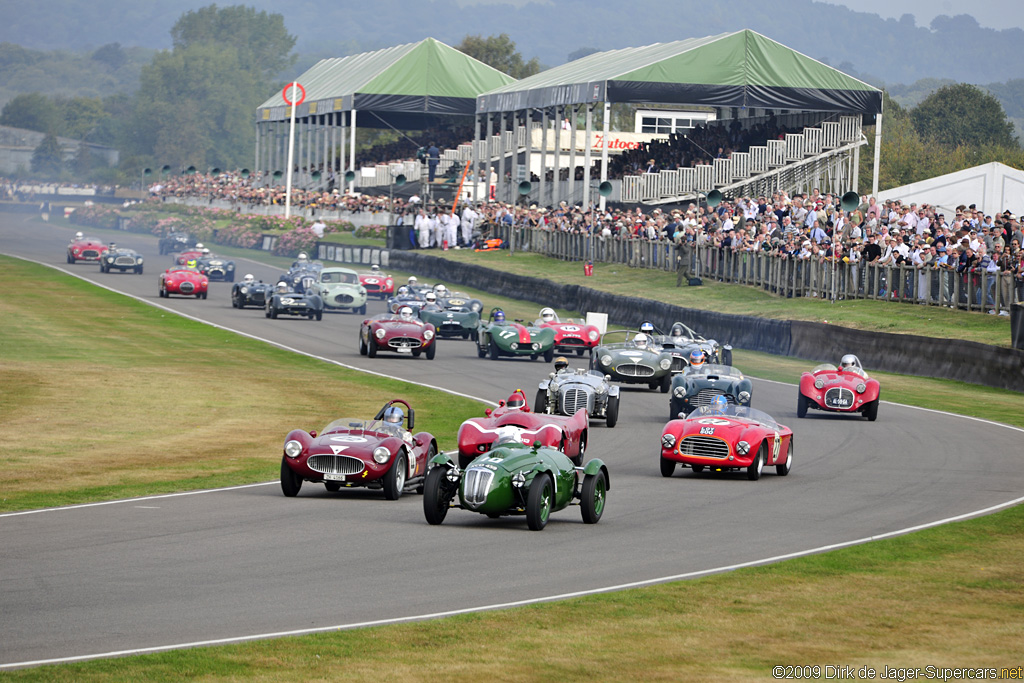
[506,391,527,409]
[689,349,705,369]
[242,273,255,284]
[710,394,729,414]
[195,243,204,250]
[397,286,410,296]
[296,252,309,263]
[74,231,83,240]
[493,425,524,446]
[633,332,649,349]
[639,321,655,335]
[275,281,289,293]
[399,306,414,321]
[670,323,686,337]
[370,264,380,272]
[554,356,569,372]
[383,405,404,424]
[408,276,418,286]
[540,307,556,323]
[493,309,505,323]
[108,242,117,250]
[433,284,448,297]
[839,354,859,371]
[424,292,437,303]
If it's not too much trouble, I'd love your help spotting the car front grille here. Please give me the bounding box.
[364,283,383,293]
[693,389,735,408]
[463,467,494,507]
[561,387,590,415]
[207,268,225,277]
[114,256,135,266]
[82,249,99,258]
[179,282,195,293]
[333,293,355,305]
[306,454,366,476]
[671,356,688,372]
[558,337,585,347]
[388,337,422,349]
[616,363,655,377]
[678,435,729,459]
[824,387,855,410]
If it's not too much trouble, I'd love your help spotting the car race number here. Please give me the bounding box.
[498,330,517,339]
[329,435,367,443]
[561,325,580,332]
[448,298,465,306]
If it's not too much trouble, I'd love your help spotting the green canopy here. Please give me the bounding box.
[478,30,880,114]
[258,38,516,127]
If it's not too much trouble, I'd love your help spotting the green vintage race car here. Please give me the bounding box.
[591,329,676,392]
[475,308,556,361]
[423,427,609,530]
[417,303,480,340]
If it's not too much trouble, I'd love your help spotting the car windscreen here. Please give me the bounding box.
[812,363,838,373]
[690,405,777,429]
[690,364,742,378]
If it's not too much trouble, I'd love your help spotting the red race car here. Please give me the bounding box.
[173,243,209,266]
[456,389,589,468]
[797,354,880,421]
[66,233,109,264]
[358,307,436,359]
[535,307,602,356]
[358,267,395,299]
[280,399,438,500]
[660,400,794,480]
[159,266,209,299]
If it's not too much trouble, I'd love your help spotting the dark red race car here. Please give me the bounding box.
[158,266,209,299]
[797,354,880,421]
[66,233,109,264]
[173,243,208,266]
[280,399,438,500]
[535,307,602,356]
[660,402,794,480]
[358,268,395,299]
[358,308,436,359]
[456,390,589,468]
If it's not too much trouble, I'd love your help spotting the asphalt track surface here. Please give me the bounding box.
[2,215,1023,668]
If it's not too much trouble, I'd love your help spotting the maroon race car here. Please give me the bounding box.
[536,308,602,356]
[660,401,794,480]
[66,233,109,264]
[280,399,438,500]
[358,268,395,299]
[159,266,209,299]
[456,389,589,468]
[797,354,880,421]
[358,308,436,359]
[173,243,208,266]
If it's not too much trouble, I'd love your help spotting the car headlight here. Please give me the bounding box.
[375,328,386,339]
[659,358,672,370]
[596,385,606,394]
[674,386,686,397]
[856,383,866,394]
[373,447,390,464]
[240,286,248,294]
[512,471,526,488]
[359,287,366,294]
[532,342,540,350]
[814,378,825,390]
[738,391,751,403]
[446,466,461,482]
[423,330,434,340]
[588,330,599,341]
[227,264,234,270]
[471,302,481,312]
[661,433,676,449]
[600,355,612,366]
[137,257,143,264]
[736,440,750,455]
[510,342,518,350]
[284,440,303,458]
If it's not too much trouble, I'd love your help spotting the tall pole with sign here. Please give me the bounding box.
[282,82,306,219]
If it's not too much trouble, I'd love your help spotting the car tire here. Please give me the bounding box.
[476,337,487,358]
[367,335,378,358]
[748,442,766,481]
[265,304,272,318]
[159,286,166,298]
[691,465,705,473]
[572,433,586,466]
[526,474,553,531]
[231,295,239,308]
[67,253,73,264]
[669,398,682,421]
[413,348,422,357]
[383,450,407,500]
[530,354,538,361]
[721,348,733,366]
[358,334,368,356]
[315,310,323,321]
[776,439,793,476]
[280,456,303,497]
[136,266,142,274]
[534,389,548,414]
[660,373,672,393]
[423,465,452,525]
[325,481,342,492]
[797,392,809,418]
[358,304,367,315]
[543,348,554,363]
[200,291,207,300]
[605,395,619,428]
[580,469,607,524]
[425,343,436,360]
[864,399,879,422]
[576,349,585,356]
[660,456,675,477]
[227,273,234,282]
[488,339,499,360]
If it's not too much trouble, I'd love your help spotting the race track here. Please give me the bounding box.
[2,214,1022,668]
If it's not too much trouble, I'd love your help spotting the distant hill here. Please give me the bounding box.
[1,0,1021,85]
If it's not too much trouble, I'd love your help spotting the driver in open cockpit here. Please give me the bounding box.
[632,333,649,350]
[710,394,729,415]
[839,354,862,372]
[670,322,688,338]
[493,425,526,447]
[381,405,412,442]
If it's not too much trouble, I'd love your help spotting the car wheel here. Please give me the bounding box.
[670,398,682,421]
[367,335,378,358]
[307,311,316,320]
[136,266,143,275]
[358,334,368,356]
[691,465,705,473]
[265,304,272,318]
[67,253,73,264]
[534,389,548,414]
[580,469,607,524]
[660,456,675,477]
[864,399,879,422]
[280,456,303,497]
[423,465,452,525]
[358,304,367,315]
[425,342,436,360]
[488,339,499,360]
[476,338,487,358]
[576,349,585,356]
[572,433,586,466]
[412,348,422,357]
[159,286,166,298]
[605,395,619,428]
[648,381,658,392]
[776,439,793,476]
[543,348,554,363]
[747,442,766,481]
[231,295,239,308]
[227,273,234,282]
[660,373,671,393]
[721,348,733,366]
[200,291,207,300]
[383,450,407,500]
[530,354,538,361]
[797,392,809,418]
[324,481,342,492]
[526,474,553,531]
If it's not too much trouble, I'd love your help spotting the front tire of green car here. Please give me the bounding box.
[527,473,553,531]
[581,470,606,524]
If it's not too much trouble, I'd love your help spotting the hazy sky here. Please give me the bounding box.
[819,0,1024,30]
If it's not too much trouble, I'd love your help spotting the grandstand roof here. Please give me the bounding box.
[477,30,881,115]
[257,38,516,128]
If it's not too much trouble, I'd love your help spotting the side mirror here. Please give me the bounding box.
[533,440,542,449]
[498,400,505,407]
[310,430,318,438]
[484,408,492,417]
